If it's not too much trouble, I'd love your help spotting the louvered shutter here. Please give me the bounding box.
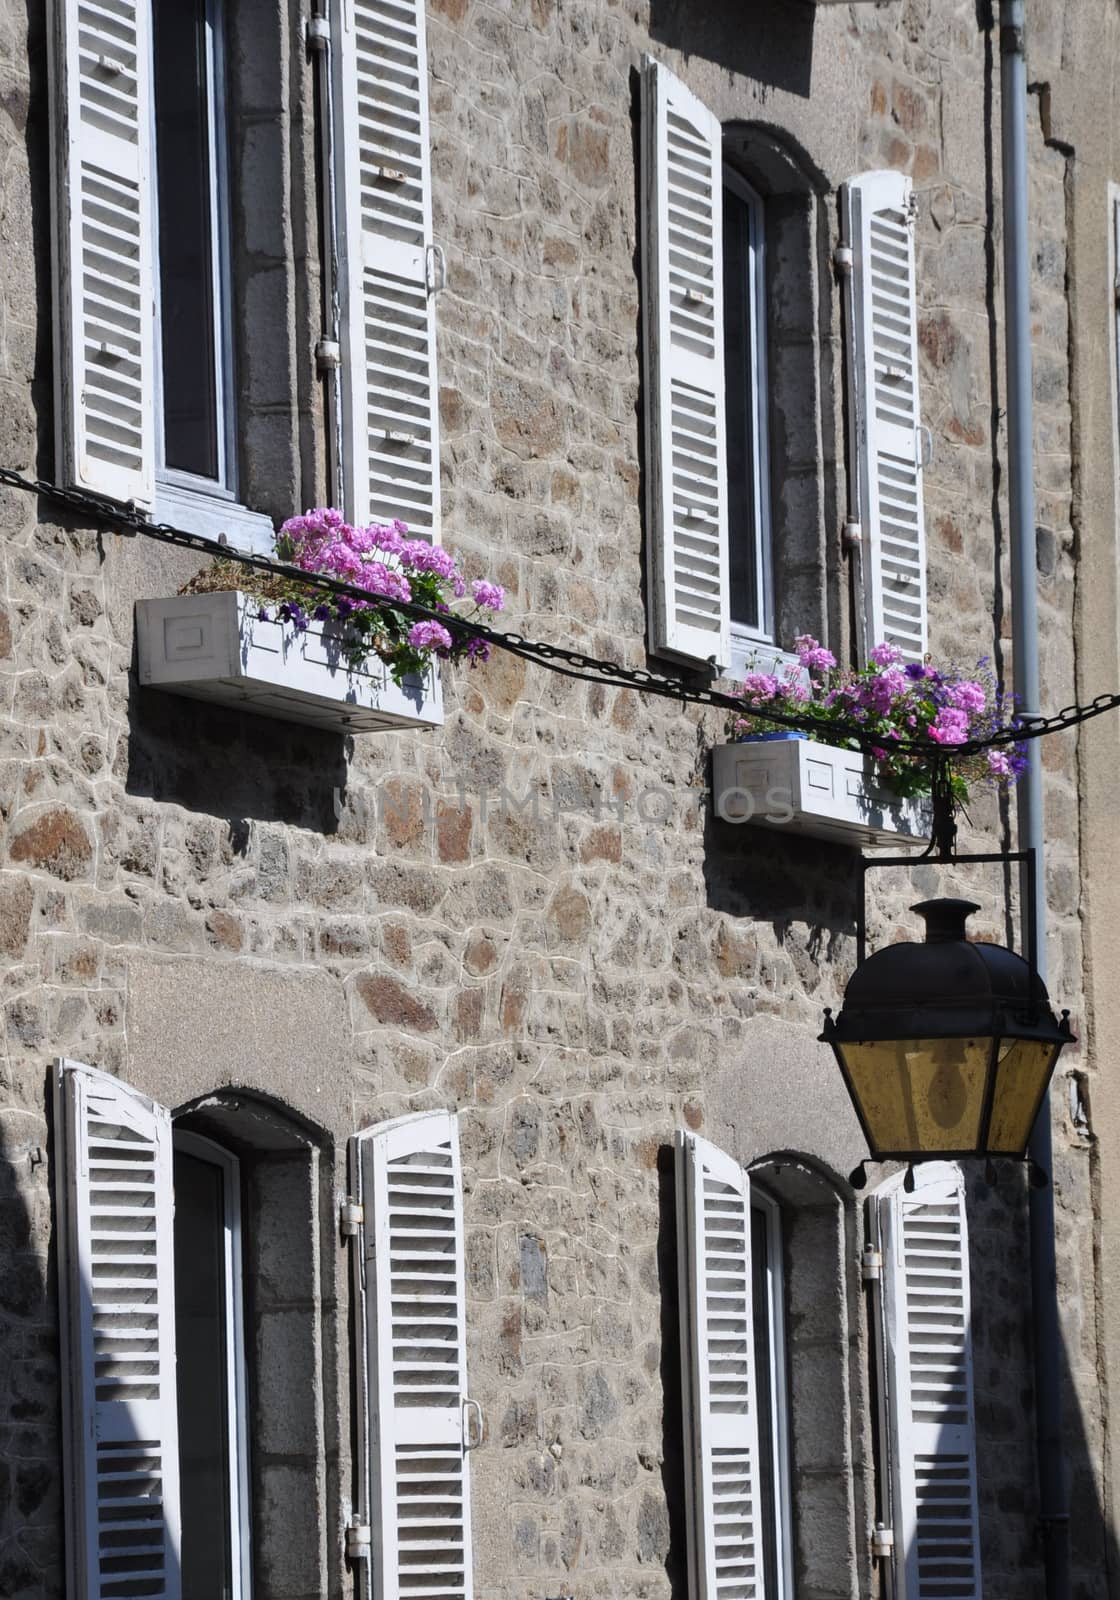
[47,0,155,507]
[675,1131,764,1600]
[352,1110,474,1600]
[874,1163,981,1600]
[54,1059,181,1600]
[641,56,731,671]
[842,170,928,663]
[333,0,441,540]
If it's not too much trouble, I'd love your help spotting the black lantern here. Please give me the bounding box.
[821,898,1074,1161]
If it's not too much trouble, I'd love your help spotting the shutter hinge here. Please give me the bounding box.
[906,192,919,226]
[426,242,447,294]
[1114,271,1120,307]
[316,338,342,372]
[346,1520,372,1560]
[871,1525,895,1559]
[861,1245,883,1282]
[833,243,854,276]
[842,519,863,552]
[306,13,330,49]
[340,1197,364,1236]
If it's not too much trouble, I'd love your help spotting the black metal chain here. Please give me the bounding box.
[3,463,1117,758]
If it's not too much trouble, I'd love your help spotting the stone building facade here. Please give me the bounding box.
[0,1,1116,1598]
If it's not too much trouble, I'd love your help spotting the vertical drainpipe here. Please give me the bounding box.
[998,3,1071,1596]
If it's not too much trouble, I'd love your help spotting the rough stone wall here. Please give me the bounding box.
[0,0,1108,1597]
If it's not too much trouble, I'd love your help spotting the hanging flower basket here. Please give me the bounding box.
[135,509,505,734]
[712,637,1025,848]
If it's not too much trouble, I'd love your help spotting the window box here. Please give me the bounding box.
[711,735,930,848]
[135,591,443,733]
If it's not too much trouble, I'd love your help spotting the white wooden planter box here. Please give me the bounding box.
[711,737,930,848]
[135,591,443,733]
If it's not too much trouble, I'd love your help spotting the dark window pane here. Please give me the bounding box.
[751,1206,780,1598]
[174,1149,234,1599]
[724,184,761,633]
[153,0,220,479]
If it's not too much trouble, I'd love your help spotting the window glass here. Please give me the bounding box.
[723,174,772,642]
[173,1143,239,1599]
[751,1198,792,1599]
[153,0,221,479]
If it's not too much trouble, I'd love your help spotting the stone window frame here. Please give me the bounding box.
[748,1154,871,1600]
[722,125,834,670]
[173,1089,339,1599]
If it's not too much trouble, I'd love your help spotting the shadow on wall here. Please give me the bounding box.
[647,0,815,98]
[966,1166,1118,1598]
[126,682,349,832]
[0,1087,62,1598]
[702,795,860,960]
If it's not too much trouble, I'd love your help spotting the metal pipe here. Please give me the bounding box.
[999,3,1071,1595]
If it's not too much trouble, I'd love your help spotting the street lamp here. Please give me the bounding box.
[821,898,1074,1163]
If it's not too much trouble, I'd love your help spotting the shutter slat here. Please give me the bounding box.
[352,1112,474,1600]
[49,0,155,505]
[875,1163,981,1600]
[55,1060,181,1600]
[334,0,441,539]
[676,1131,764,1600]
[641,56,731,670]
[842,170,928,663]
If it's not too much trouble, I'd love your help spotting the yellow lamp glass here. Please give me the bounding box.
[838,1036,992,1155]
[987,1038,1062,1153]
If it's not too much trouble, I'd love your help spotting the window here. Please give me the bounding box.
[151,0,232,492]
[173,1130,251,1600]
[641,60,834,678]
[751,1191,794,1600]
[54,1062,333,1599]
[723,171,774,652]
[50,0,440,548]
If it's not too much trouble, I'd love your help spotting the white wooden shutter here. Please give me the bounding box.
[47,0,155,507]
[641,56,731,671]
[352,1110,474,1600]
[842,170,928,663]
[874,1163,981,1600]
[54,1059,181,1600]
[333,0,441,539]
[675,1130,764,1600]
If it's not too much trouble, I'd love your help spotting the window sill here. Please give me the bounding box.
[154,479,276,556]
[135,591,443,734]
[711,737,930,848]
[726,636,803,687]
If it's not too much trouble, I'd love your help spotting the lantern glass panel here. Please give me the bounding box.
[839,1037,991,1154]
[987,1039,1062,1154]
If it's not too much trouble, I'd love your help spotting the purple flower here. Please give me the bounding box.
[466,636,491,666]
[472,579,506,611]
[408,620,454,651]
[929,707,970,745]
[869,642,903,667]
[794,634,837,672]
[905,663,926,680]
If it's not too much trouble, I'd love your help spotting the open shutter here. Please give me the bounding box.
[874,1163,981,1600]
[842,170,928,663]
[676,1131,764,1600]
[54,1059,180,1600]
[352,1110,474,1600]
[47,0,155,506]
[641,56,731,672]
[333,0,441,539]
